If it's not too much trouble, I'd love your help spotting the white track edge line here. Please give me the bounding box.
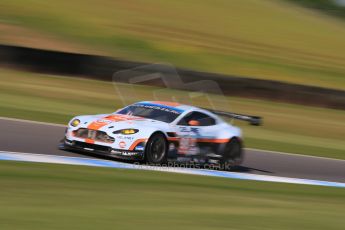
[1,151,344,188]
[0,116,66,127]
[245,148,345,162]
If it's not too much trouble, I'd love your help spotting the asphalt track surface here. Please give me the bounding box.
[1,118,344,183]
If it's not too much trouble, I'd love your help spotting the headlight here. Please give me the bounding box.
[113,129,139,135]
[70,119,80,127]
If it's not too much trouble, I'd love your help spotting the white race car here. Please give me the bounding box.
[59,101,261,168]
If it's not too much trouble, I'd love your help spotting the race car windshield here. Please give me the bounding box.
[116,104,182,123]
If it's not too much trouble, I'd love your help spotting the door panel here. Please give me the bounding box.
[174,111,220,155]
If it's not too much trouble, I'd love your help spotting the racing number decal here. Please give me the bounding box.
[178,136,196,154]
[177,127,199,155]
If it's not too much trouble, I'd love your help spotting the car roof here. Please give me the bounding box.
[135,101,200,112]
[133,101,223,123]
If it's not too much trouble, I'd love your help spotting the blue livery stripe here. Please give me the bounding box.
[137,102,184,113]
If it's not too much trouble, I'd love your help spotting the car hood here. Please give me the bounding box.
[76,113,169,131]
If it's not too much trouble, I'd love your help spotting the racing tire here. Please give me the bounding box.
[220,138,243,170]
[145,133,168,165]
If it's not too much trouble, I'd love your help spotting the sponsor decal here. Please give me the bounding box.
[129,139,148,150]
[121,151,139,156]
[119,141,126,149]
[136,102,183,114]
[117,136,135,140]
[134,145,145,151]
[179,127,200,135]
[111,150,122,155]
[179,126,189,133]
[110,150,139,156]
[190,127,200,135]
[96,119,113,124]
[84,147,94,151]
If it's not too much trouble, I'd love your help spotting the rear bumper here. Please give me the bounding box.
[61,138,145,161]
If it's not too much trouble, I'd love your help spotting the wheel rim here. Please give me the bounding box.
[150,137,166,162]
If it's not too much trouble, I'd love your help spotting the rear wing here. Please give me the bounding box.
[206,109,262,126]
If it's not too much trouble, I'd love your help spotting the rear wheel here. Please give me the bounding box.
[145,133,168,164]
[220,138,243,170]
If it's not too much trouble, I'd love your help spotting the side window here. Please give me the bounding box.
[177,112,216,126]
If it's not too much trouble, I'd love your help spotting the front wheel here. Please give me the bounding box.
[220,138,243,170]
[145,133,168,164]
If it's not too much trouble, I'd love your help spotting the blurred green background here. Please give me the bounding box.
[0,0,345,89]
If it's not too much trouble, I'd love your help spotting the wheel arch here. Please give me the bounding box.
[217,135,243,156]
[149,130,168,140]
[144,131,169,164]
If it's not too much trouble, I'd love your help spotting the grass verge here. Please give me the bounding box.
[0,160,344,230]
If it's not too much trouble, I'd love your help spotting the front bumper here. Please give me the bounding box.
[61,138,145,161]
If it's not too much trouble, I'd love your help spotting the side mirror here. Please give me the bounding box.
[188,120,200,126]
